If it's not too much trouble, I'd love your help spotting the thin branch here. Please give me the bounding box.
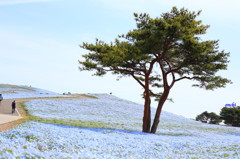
[174,76,194,82]
[169,75,175,88]
[126,62,145,72]
[111,66,135,74]
[159,36,169,59]
[92,67,112,73]
[149,89,158,97]
[131,74,145,89]
[163,59,173,72]
[166,65,182,75]
[135,72,145,77]
[163,59,175,88]
[147,59,157,75]
[159,35,174,60]
[159,62,169,88]
[113,66,134,73]
[159,62,166,74]
[153,53,159,59]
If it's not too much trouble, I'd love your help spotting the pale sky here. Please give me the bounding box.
[0,0,239,119]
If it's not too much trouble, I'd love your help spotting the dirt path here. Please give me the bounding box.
[0,94,93,132]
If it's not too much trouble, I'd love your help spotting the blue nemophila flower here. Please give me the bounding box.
[0,93,239,158]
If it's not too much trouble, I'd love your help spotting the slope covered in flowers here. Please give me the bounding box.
[1,121,239,158]
[0,85,239,158]
[24,94,240,135]
[0,84,70,99]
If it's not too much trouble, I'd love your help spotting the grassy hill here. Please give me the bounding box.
[0,84,239,158]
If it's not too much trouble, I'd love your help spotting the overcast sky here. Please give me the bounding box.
[0,0,239,119]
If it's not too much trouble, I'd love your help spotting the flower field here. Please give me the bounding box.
[1,121,239,159]
[0,84,70,99]
[0,86,239,158]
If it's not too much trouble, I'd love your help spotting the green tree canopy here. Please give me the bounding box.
[220,106,240,127]
[79,7,231,133]
[196,111,222,124]
[196,111,209,123]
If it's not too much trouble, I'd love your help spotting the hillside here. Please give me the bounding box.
[0,84,239,158]
[0,84,70,99]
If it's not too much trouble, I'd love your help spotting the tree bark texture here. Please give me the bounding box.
[150,88,170,133]
[142,79,151,133]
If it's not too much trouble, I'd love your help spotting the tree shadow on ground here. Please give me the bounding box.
[45,122,153,136]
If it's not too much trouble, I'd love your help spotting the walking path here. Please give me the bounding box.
[0,99,21,125]
[0,94,93,131]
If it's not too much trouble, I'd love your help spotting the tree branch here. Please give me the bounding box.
[174,76,194,82]
[147,59,157,75]
[159,62,169,88]
[163,59,175,88]
[111,66,135,74]
[149,89,159,97]
[125,61,146,72]
[131,74,145,89]
[166,65,182,75]
[159,35,174,60]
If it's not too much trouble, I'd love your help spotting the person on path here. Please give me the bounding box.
[0,94,3,105]
[12,100,16,114]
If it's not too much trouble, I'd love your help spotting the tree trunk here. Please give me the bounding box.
[142,95,151,132]
[150,88,170,133]
[147,98,151,132]
[142,80,151,133]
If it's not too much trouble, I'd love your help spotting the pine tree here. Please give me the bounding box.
[79,7,231,133]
